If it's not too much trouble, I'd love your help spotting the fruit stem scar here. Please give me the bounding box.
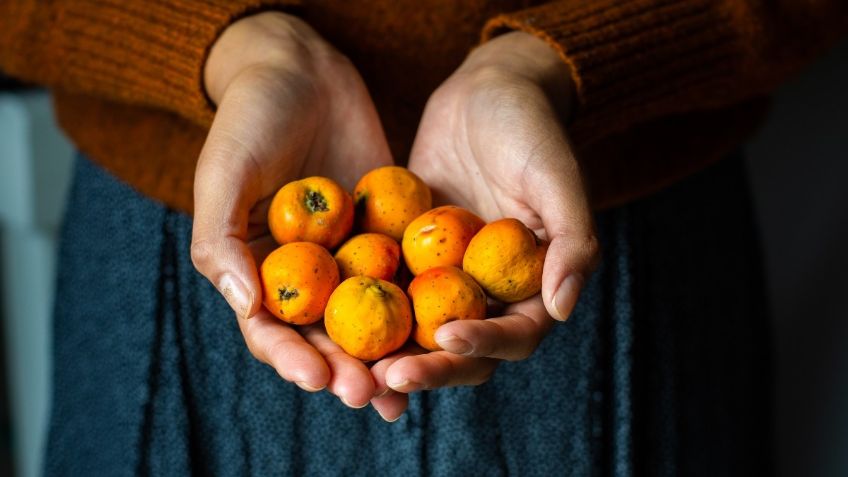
[368,283,387,298]
[278,287,299,301]
[304,190,329,213]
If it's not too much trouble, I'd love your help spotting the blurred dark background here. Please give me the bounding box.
[746,39,848,477]
[0,40,846,477]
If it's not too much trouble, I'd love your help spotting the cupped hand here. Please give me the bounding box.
[190,12,392,408]
[371,32,600,421]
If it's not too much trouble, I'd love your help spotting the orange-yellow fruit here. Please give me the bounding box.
[408,266,487,351]
[268,176,354,249]
[353,166,432,241]
[462,218,548,303]
[324,277,412,361]
[260,242,339,325]
[402,205,485,275]
[334,233,400,281]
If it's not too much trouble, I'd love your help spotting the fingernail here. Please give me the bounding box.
[436,335,473,355]
[340,396,368,409]
[375,387,394,398]
[387,378,422,392]
[295,381,325,393]
[551,274,583,322]
[375,406,403,423]
[219,273,252,319]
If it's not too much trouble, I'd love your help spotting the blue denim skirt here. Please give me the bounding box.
[44,154,771,476]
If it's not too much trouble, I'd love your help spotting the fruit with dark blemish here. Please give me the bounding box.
[353,166,431,241]
[407,266,486,351]
[278,287,299,301]
[268,176,354,249]
[334,233,400,281]
[260,242,339,324]
[402,205,485,275]
[324,276,412,361]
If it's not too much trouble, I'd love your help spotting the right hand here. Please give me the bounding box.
[191,12,392,408]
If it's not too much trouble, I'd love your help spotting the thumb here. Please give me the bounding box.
[191,72,311,319]
[191,132,264,320]
[524,137,599,322]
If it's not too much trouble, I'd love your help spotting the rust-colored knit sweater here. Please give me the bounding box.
[1,1,846,212]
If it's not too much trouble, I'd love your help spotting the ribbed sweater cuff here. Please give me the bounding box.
[483,0,746,143]
[35,0,299,128]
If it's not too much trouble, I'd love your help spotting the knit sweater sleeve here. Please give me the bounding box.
[0,0,300,128]
[483,0,848,143]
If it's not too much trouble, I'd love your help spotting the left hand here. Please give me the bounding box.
[369,32,600,421]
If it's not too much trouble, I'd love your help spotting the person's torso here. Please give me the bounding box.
[301,0,547,159]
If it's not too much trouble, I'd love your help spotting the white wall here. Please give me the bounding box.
[0,92,74,477]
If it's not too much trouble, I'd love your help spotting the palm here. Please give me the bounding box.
[368,64,595,420]
[407,80,547,237]
[227,64,392,234]
[364,79,563,419]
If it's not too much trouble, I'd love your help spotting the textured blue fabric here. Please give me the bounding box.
[45,155,772,476]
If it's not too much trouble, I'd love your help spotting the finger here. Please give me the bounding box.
[434,295,553,361]
[190,165,261,321]
[238,309,330,391]
[521,117,599,322]
[385,352,499,393]
[370,346,419,422]
[370,346,422,398]
[371,392,409,423]
[302,326,376,409]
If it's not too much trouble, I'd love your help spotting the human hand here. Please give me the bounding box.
[370,32,599,421]
[191,12,392,407]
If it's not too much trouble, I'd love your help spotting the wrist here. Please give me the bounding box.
[204,11,335,105]
[463,31,576,120]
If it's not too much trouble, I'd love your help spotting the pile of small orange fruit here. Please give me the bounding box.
[260,166,548,361]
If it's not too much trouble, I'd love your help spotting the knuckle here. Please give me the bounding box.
[431,354,457,389]
[583,234,602,271]
[190,239,216,273]
[475,322,506,357]
[502,315,540,362]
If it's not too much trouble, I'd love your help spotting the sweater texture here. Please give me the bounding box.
[1,0,846,211]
